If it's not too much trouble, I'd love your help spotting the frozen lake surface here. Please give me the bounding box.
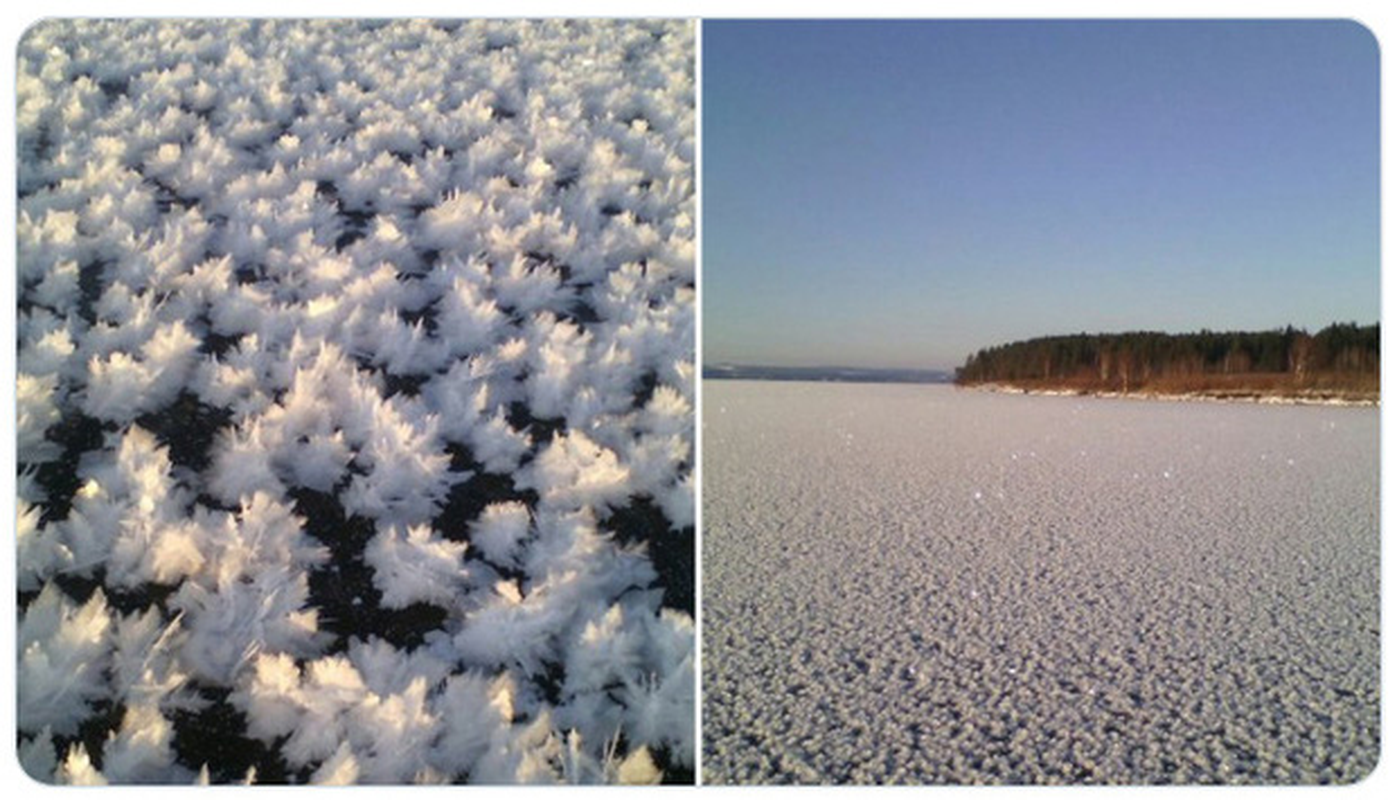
[702,381,1378,784]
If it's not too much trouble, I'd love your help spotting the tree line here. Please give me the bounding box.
[955,323,1379,395]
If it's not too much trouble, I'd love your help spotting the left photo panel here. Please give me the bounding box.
[15,19,694,785]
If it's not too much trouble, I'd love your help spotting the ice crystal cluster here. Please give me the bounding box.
[17,19,694,785]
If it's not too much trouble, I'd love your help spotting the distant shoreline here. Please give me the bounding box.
[963,382,1379,407]
[703,365,953,385]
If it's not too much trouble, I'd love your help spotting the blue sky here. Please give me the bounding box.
[702,20,1379,370]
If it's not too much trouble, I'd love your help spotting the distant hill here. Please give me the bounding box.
[955,323,1378,401]
[703,364,954,384]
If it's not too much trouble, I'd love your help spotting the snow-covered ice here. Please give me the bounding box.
[17,19,693,785]
[703,381,1377,784]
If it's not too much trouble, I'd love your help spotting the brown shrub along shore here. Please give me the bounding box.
[956,324,1378,401]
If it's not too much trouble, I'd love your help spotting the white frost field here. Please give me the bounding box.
[703,381,1377,784]
[17,19,694,785]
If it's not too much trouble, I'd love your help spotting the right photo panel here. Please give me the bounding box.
[701,20,1379,785]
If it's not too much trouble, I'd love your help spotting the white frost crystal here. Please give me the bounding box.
[365,524,470,609]
[469,501,532,568]
[18,584,113,737]
[17,373,62,464]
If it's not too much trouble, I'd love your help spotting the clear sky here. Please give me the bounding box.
[702,20,1379,370]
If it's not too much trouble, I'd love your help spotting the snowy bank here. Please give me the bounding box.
[964,382,1378,407]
